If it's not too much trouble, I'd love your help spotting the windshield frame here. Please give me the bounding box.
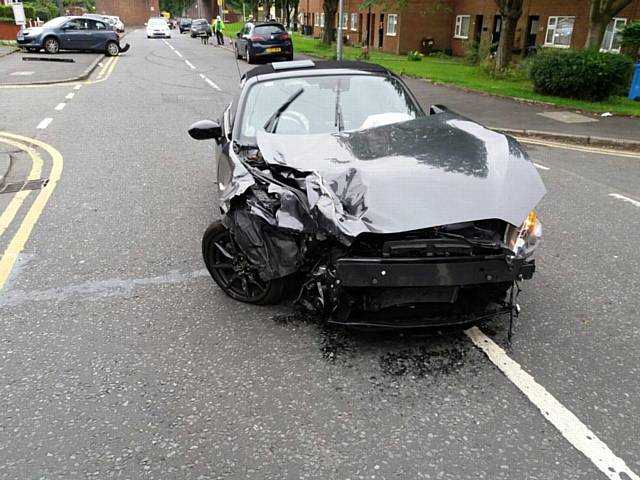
[233,71,424,145]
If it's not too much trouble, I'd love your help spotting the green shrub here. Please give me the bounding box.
[529,48,634,101]
[22,4,35,19]
[0,16,15,23]
[407,50,423,62]
[0,5,14,19]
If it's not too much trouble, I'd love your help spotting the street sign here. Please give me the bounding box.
[11,2,26,26]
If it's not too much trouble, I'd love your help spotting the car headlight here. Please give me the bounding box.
[505,210,542,259]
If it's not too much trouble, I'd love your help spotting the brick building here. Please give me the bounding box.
[450,0,640,56]
[298,0,640,56]
[95,0,160,26]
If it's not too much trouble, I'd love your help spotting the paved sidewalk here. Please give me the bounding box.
[0,51,103,85]
[404,78,640,144]
[0,45,18,58]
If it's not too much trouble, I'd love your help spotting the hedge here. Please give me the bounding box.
[529,48,634,101]
[0,5,14,19]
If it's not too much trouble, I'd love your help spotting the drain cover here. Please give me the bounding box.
[0,178,49,194]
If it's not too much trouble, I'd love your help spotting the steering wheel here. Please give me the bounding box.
[275,111,310,134]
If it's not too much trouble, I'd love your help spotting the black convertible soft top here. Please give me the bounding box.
[242,61,390,81]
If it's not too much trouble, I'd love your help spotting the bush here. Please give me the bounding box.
[0,16,15,23]
[407,50,422,62]
[529,48,634,101]
[22,4,35,20]
[0,5,14,19]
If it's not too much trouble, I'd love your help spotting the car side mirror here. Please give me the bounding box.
[189,119,223,142]
[429,104,449,115]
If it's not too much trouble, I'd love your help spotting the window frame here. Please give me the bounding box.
[600,17,627,53]
[454,14,470,40]
[544,16,575,48]
[351,13,358,31]
[386,14,397,36]
[320,12,324,28]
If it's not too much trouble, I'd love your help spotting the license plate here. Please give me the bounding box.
[17,34,24,41]
[266,47,281,53]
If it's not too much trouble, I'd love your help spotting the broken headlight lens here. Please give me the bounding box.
[505,210,542,259]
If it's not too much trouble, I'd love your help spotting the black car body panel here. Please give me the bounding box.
[235,22,293,61]
[192,61,545,327]
[179,18,192,33]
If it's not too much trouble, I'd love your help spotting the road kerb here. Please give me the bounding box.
[491,127,640,153]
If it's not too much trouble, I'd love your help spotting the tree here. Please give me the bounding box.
[494,0,523,69]
[321,0,337,44]
[585,0,633,49]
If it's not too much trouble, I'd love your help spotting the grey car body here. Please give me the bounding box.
[190,19,211,37]
[189,61,545,328]
[17,16,121,55]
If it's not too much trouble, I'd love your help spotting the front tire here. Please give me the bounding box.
[44,37,59,54]
[105,41,119,56]
[202,221,286,305]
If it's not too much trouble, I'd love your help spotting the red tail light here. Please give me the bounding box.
[249,35,265,42]
[115,31,120,39]
[280,33,289,40]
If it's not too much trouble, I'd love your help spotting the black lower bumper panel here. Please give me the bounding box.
[336,256,534,288]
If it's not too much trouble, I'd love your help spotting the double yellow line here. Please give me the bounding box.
[0,132,63,290]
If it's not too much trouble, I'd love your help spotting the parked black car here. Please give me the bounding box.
[188,60,545,328]
[178,18,192,33]
[234,22,293,63]
[190,19,211,38]
[17,16,125,55]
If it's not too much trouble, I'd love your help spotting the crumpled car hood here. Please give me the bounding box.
[255,113,545,238]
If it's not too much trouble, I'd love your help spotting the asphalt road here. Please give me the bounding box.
[0,30,639,479]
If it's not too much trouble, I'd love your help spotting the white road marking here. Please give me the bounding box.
[169,44,175,50]
[73,84,82,90]
[204,77,221,91]
[199,73,205,79]
[0,269,210,307]
[533,163,550,171]
[54,103,66,111]
[9,71,34,76]
[175,50,183,58]
[608,193,640,208]
[65,92,75,100]
[465,326,640,480]
[36,118,53,129]
[185,60,196,69]
[97,62,104,67]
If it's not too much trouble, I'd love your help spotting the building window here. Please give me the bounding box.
[601,18,626,52]
[339,13,347,29]
[544,16,575,48]
[454,15,470,39]
[351,13,358,31]
[314,13,318,27]
[387,14,397,36]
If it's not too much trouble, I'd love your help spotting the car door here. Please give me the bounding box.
[238,23,251,54]
[60,19,87,49]
[87,19,110,50]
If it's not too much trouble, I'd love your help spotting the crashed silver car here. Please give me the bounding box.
[189,60,545,328]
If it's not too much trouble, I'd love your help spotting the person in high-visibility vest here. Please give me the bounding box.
[212,16,225,45]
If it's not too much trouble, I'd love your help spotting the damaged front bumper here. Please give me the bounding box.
[327,255,534,328]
